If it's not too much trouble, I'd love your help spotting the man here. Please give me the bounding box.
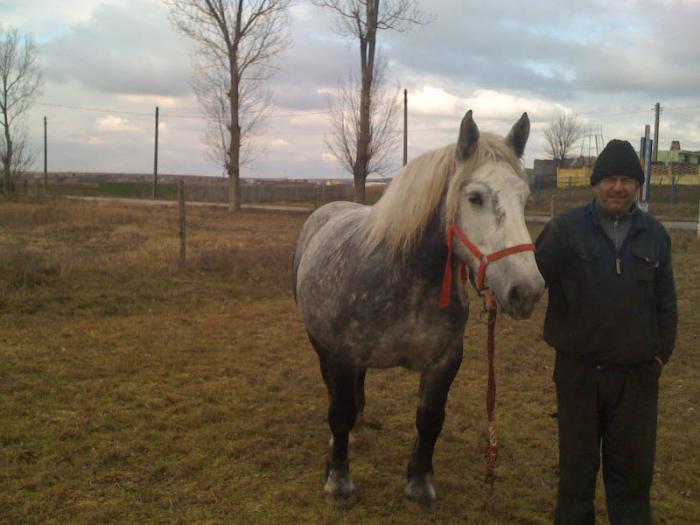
[535,139,677,524]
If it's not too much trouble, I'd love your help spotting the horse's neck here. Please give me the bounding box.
[400,211,448,285]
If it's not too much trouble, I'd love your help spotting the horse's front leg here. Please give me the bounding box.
[405,344,463,508]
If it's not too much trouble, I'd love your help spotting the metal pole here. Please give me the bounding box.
[671,176,677,205]
[43,116,47,191]
[403,89,408,166]
[653,103,660,163]
[178,180,186,269]
[153,106,159,199]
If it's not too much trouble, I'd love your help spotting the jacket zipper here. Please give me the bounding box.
[614,219,621,275]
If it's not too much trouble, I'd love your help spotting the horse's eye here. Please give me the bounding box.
[468,193,483,206]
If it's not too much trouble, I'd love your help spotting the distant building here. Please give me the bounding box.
[533,157,576,188]
[655,141,700,166]
[554,156,598,188]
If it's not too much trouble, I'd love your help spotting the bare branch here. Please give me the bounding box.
[165,0,291,211]
[311,0,429,37]
[544,113,583,167]
[0,26,42,193]
[326,58,400,179]
[314,0,427,202]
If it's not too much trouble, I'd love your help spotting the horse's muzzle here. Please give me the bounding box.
[503,278,544,319]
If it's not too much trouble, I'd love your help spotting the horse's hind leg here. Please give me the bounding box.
[405,346,463,508]
[354,369,367,427]
[307,333,359,505]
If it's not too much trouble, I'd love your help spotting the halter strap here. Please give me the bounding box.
[439,224,535,308]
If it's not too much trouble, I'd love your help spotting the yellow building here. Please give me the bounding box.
[557,164,700,187]
[557,167,591,188]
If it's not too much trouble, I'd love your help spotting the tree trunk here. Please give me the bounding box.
[2,118,14,193]
[228,159,241,211]
[353,0,378,204]
[354,41,370,203]
[227,109,241,212]
[353,173,366,204]
[227,0,243,212]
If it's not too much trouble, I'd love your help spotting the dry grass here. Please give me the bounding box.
[0,198,698,524]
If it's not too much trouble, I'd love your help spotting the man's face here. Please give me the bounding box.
[592,175,640,214]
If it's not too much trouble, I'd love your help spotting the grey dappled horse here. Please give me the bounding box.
[292,111,545,507]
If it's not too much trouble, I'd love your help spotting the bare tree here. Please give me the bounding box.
[312,0,428,203]
[166,0,291,211]
[192,61,268,175]
[544,113,583,172]
[0,27,42,194]
[327,60,400,185]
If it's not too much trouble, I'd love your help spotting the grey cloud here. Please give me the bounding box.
[381,0,700,103]
[40,2,192,97]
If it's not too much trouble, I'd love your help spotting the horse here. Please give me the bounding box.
[292,110,545,507]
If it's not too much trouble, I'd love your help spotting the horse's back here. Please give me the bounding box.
[292,201,367,302]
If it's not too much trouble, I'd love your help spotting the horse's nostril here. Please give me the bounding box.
[508,285,522,305]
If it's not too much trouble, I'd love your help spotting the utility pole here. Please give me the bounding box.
[640,124,652,212]
[152,106,159,199]
[43,116,47,191]
[653,102,661,163]
[403,89,408,166]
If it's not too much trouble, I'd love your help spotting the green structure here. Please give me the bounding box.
[656,141,700,165]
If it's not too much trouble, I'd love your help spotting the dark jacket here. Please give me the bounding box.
[535,201,677,364]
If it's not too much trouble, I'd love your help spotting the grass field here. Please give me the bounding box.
[1,198,698,524]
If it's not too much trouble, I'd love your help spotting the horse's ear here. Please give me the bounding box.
[506,113,530,158]
[457,110,479,161]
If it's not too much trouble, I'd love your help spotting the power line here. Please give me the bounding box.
[38,101,334,120]
[38,102,152,117]
[573,103,700,119]
[36,100,700,128]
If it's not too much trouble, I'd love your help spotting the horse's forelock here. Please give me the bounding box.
[445,133,525,225]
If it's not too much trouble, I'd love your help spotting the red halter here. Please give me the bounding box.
[439,224,535,308]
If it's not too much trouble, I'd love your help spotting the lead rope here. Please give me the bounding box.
[456,264,498,486]
[483,289,498,486]
[441,224,533,486]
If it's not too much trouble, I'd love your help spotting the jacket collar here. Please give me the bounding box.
[588,199,648,234]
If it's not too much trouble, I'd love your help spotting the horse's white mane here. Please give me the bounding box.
[362,133,525,258]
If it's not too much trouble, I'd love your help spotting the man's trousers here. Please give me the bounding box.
[553,352,661,525]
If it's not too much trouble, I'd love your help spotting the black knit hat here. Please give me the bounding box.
[590,139,644,186]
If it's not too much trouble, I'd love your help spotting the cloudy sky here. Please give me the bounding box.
[3,0,700,179]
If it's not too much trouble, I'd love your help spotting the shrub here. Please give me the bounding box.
[0,246,62,291]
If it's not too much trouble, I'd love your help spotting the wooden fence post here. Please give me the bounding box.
[550,195,555,218]
[178,181,186,270]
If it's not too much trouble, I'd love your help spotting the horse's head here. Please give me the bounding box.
[446,110,544,319]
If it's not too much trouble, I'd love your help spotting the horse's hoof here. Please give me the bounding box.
[324,469,355,509]
[325,490,357,510]
[329,434,357,447]
[404,475,437,511]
